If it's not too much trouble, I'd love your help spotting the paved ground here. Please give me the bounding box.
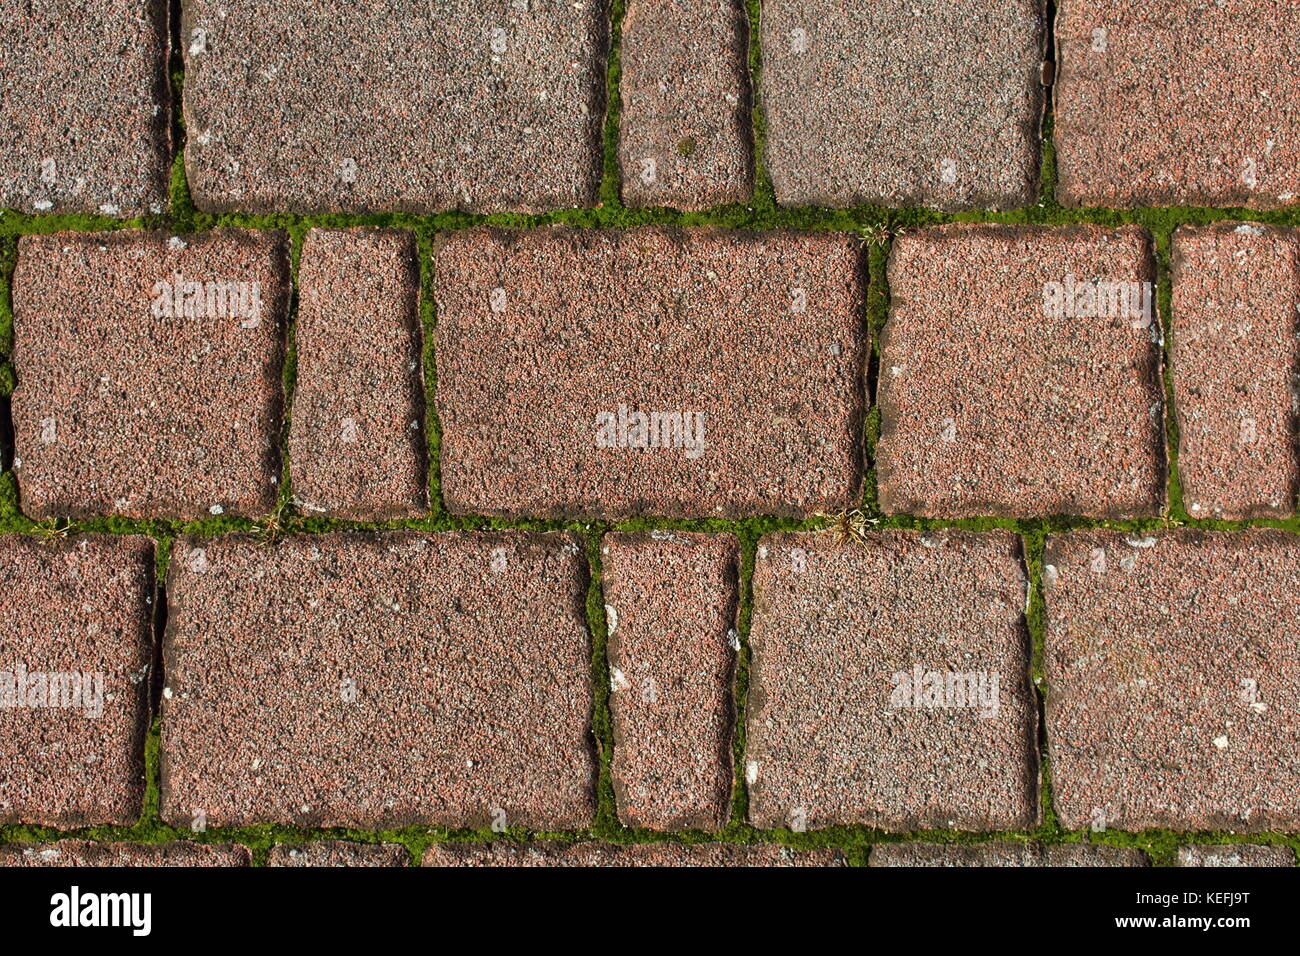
[869,843,1148,867]
[267,841,409,867]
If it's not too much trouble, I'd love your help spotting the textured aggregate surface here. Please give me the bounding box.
[423,841,845,866]
[266,841,409,867]
[869,842,1148,867]
[0,841,250,867]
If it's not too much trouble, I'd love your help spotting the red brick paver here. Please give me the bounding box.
[0,535,155,827]
[0,0,171,217]
[603,532,738,831]
[434,228,865,518]
[619,0,752,209]
[160,531,595,829]
[760,0,1045,210]
[1044,531,1300,831]
[1175,845,1295,868]
[1055,1,1300,209]
[745,531,1037,831]
[877,224,1164,519]
[267,842,409,867]
[289,228,427,520]
[869,842,1148,867]
[181,1,607,214]
[1171,224,1300,519]
[11,230,289,520]
[0,841,250,867]
[423,842,844,867]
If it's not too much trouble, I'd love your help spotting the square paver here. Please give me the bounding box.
[619,0,752,209]
[160,530,595,829]
[1055,1,1300,208]
[869,842,1148,867]
[0,534,155,827]
[603,531,738,831]
[267,841,409,867]
[288,228,427,520]
[1171,223,1300,519]
[182,1,608,214]
[0,0,171,216]
[760,0,1045,210]
[423,841,844,866]
[744,531,1037,831]
[1175,845,1295,868]
[877,223,1165,518]
[434,227,865,519]
[1044,530,1300,831]
[0,841,250,867]
[11,229,289,520]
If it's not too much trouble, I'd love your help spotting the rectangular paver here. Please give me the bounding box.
[877,224,1165,518]
[870,842,1148,867]
[745,531,1037,831]
[760,0,1045,210]
[619,0,752,209]
[424,842,844,867]
[182,1,608,214]
[12,229,289,520]
[289,228,427,520]
[0,841,250,867]
[267,841,409,867]
[434,227,865,518]
[1171,223,1300,519]
[160,531,595,829]
[603,531,738,831]
[0,0,171,216]
[0,535,155,827]
[1175,845,1295,868]
[1055,1,1300,208]
[1044,530,1300,831]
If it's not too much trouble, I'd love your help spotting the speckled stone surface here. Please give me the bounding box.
[1044,530,1300,831]
[423,841,845,867]
[435,227,865,519]
[182,0,607,214]
[1171,223,1300,520]
[603,531,738,831]
[1175,844,1295,868]
[744,531,1037,831]
[0,0,171,216]
[0,535,155,827]
[877,223,1165,519]
[160,531,595,829]
[760,0,1045,210]
[11,229,289,520]
[619,0,752,209]
[0,841,250,867]
[1055,1,1300,209]
[267,841,409,867]
[870,842,1149,867]
[289,228,427,520]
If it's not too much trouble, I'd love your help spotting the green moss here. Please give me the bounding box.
[675,137,697,157]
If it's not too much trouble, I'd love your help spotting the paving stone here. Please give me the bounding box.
[619,0,752,209]
[1175,845,1295,868]
[435,227,865,519]
[760,0,1045,210]
[289,228,427,520]
[0,841,250,867]
[877,223,1165,518]
[0,0,171,216]
[1055,1,1300,209]
[870,842,1148,867]
[11,229,289,520]
[182,0,607,214]
[0,535,155,827]
[160,531,595,829]
[1044,530,1300,831]
[603,531,738,831]
[1171,224,1300,520]
[423,841,844,867]
[744,531,1037,831]
[267,841,409,867]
